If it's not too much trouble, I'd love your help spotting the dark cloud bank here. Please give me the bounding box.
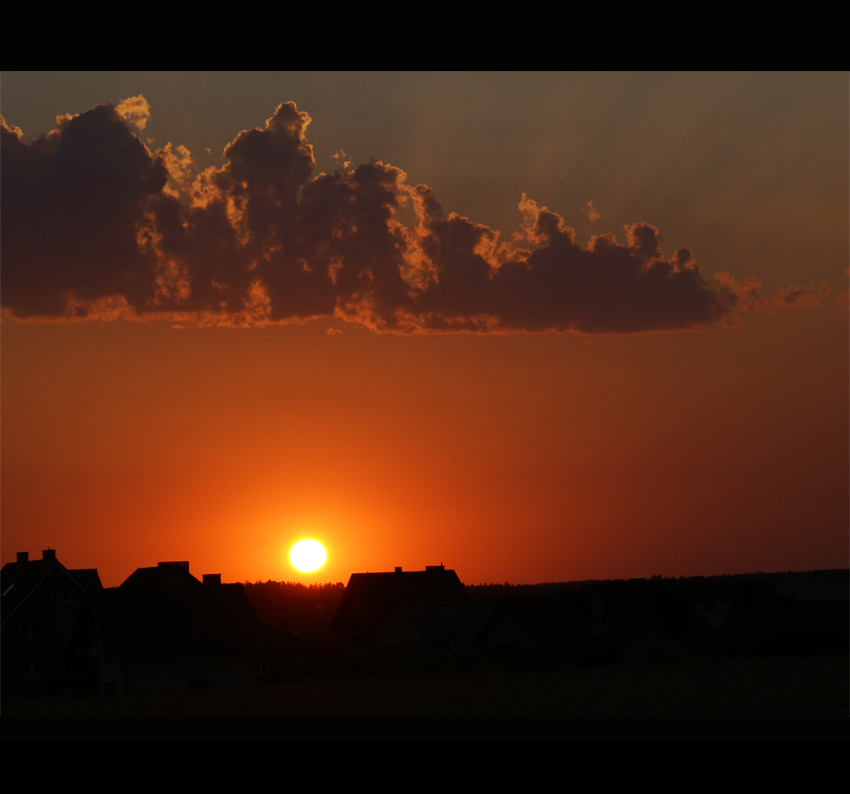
[1,100,819,333]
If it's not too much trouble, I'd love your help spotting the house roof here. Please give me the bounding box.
[70,569,103,591]
[119,561,202,589]
[331,566,468,634]
[1,554,103,626]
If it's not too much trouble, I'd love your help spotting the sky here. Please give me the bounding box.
[2,71,847,587]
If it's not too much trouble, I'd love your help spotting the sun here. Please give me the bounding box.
[289,539,327,573]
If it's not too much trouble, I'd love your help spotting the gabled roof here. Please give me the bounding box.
[69,569,103,591]
[331,566,468,634]
[120,561,202,588]
[1,555,103,627]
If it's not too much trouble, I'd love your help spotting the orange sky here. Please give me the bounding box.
[2,72,847,586]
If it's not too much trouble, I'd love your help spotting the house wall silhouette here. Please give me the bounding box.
[1,549,103,696]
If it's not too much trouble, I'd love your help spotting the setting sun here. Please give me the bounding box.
[2,73,847,591]
[289,539,327,573]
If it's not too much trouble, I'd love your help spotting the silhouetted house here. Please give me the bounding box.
[86,565,268,694]
[480,592,615,655]
[583,580,664,638]
[120,560,203,589]
[372,598,500,651]
[695,578,790,629]
[332,565,469,646]
[1,549,103,696]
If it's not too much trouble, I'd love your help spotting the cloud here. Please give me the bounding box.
[836,269,850,314]
[0,99,801,334]
[115,95,151,131]
[714,272,830,313]
[582,200,601,222]
[1,106,168,318]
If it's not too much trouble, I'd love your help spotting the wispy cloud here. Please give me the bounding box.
[582,200,601,222]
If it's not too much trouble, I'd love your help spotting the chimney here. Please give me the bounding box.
[203,573,221,586]
[17,551,29,564]
[394,566,402,573]
[42,549,56,561]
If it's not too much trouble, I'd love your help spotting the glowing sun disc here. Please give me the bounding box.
[289,539,327,573]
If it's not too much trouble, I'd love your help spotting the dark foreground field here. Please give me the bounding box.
[4,653,846,719]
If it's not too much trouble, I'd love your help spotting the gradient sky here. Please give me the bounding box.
[2,71,847,586]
